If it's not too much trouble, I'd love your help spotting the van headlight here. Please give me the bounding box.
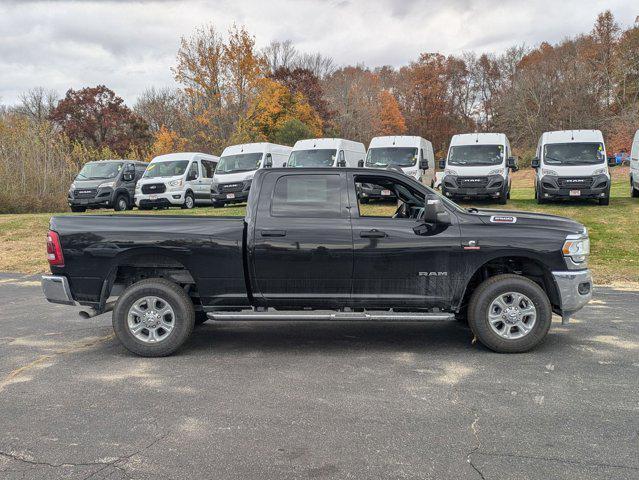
[592,167,607,176]
[168,179,183,190]
[488,168,503,176]
[542,168,558,176]
[98,181,115,189]
[444,168,458,176]
[562,232,590,267]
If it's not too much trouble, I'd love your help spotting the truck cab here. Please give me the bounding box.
[532,130,612,205]
[211,142,292,207]
[440,133,516,205]
[135,152,219,210]
[68,159,147,212]
[361,136,435,202]
[287,138,365,168]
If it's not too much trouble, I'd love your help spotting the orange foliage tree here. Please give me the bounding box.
[374,90,406,136]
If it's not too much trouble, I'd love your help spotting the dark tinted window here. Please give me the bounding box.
[271,174,341,218]
[201,160,217,178]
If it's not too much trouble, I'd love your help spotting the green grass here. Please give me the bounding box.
[1,168,637,285]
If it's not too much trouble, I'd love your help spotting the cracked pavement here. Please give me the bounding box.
[0,272,637,479]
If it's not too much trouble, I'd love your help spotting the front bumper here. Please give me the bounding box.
[552,269,593,323]
[41,275,75,306]
[442,174,505,197]
[68,189,114,207]
[135,191,184,207]
[539,175,609,199]
[211,190,250,203]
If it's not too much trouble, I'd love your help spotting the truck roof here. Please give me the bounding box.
[221,142,292,156]
[151,152,219,162]
[540,130,604,144]
[292,138,365,152]
[449,133,508,146]
[368,136,431,148]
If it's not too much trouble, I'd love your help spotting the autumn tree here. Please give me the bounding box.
[49,85,150,155]
[374,90,406,136]
[149,126,189,158]
[273,118,315,146]
[13,87,59,123]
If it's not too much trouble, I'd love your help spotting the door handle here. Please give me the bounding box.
[260,229,287,237]
[360,229,387,238]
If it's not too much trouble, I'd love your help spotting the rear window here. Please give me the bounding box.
[271,174,341,218]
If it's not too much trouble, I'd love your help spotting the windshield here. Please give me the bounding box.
[366,148,417,168]
[448,145,504,166]
[143,160,189,178]
[216,153,262,174]
[76,162,123,180]
[288,149,336,168]
[543,143,605,166]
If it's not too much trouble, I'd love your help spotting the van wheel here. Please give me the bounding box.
[631,177,639,198]
[212,200,224,208]
[468,274,552,353]
[535,183,547,204]
[598,195,610,206]
[114,195,129,211]
[182,192,195,209]
[112,278,195,357]
[70,206,86,213]
[497,187,508,205]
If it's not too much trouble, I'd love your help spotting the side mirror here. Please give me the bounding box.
[507,156,518,171]
[358,159,364,168]
[282,161,287,168]
[264,155,273,168]
[438,159,446,170]
[422,199,451,225]
[419,159,429,170]
[531,157,540,168]
[607,156,617,167]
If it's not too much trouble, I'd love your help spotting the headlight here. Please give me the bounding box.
[562,233,590,265]
[444,168,457,176]
[592,167,607,176]
[98,181,115,189]
[542,169,558,176]
[488,169,503,176]
[168,179,183,188]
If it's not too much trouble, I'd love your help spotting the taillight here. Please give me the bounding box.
[46,230,64,267]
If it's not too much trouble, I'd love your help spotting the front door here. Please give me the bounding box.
[349,173,460,309]
[251,172,353,308]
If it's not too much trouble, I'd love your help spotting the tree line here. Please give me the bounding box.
[0,10,637,213]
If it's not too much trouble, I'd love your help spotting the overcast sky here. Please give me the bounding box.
[1,0,636,106]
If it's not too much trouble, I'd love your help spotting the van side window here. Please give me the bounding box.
[271,174,341,218]
[201,160,216,178]
[188,161,199,180]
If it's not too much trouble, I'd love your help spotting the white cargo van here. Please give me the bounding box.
[211,142,292,207]
[440,133,516,205]
[630,129,639,198]
[532,130,613,205]
[135,152,219,209]
[287,138,365,168]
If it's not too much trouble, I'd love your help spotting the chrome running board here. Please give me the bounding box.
[208,310,455,322]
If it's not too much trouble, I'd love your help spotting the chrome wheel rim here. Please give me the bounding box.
[127,296,175,343]
[118,198,127,210]
[185,196,194,208]
[488,291,537,340]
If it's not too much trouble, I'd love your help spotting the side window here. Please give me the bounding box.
[338,150,345,166]
[201,160,216,178]
[355,176,425,219]
[188,161,199,180]
[271,174,342,218]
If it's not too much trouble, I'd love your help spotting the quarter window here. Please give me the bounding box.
[271,174,342,218]
[201,160,217,178]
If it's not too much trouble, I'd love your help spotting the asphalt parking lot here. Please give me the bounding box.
[0,272,637,480]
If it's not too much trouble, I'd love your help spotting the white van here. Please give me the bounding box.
[630,129,639,198]
[287,138,366,168]
[211,142,292,207]
[366,136,435,184]
[532,130,612,205]
[440,133,516,205]
[135,152,219,209]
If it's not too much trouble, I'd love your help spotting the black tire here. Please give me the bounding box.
[112,278,195,357]
[535,183,547,204]
[182,192,195,209]
[70,206,86,213]
[194,311,208,325]
[598,195,610,206]
[212,200,224,208]
[497,185,508,205]
[138,205,152,210]
[360,197,370,204]
[114,194,129,212]
[631,177,639,198]
[468,274,552,353]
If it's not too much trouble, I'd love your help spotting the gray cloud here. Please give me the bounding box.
[0,0,636,106]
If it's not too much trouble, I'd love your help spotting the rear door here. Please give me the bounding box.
[251,171,353,308]
[200,159,217,202]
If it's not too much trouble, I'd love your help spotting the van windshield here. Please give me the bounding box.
[143,160,189,178]
[448,145,504,166]
[543,143,605,166]
[76,161,123,180]
[216,153,263,174]
[366,148,417,168]
[288,149,336,167]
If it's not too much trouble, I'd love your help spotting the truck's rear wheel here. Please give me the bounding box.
[112,278,195,357]
[468,274,552,353]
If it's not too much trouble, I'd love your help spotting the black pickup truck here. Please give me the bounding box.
[42,168,593,356]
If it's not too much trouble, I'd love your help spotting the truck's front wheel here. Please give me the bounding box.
[468,274,552,353]
[112,278,195,357]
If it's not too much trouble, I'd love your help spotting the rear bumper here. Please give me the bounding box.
[552,269,593,323]
[539,175,609,199]
[41,275,75,306]
[442,175,505,197]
